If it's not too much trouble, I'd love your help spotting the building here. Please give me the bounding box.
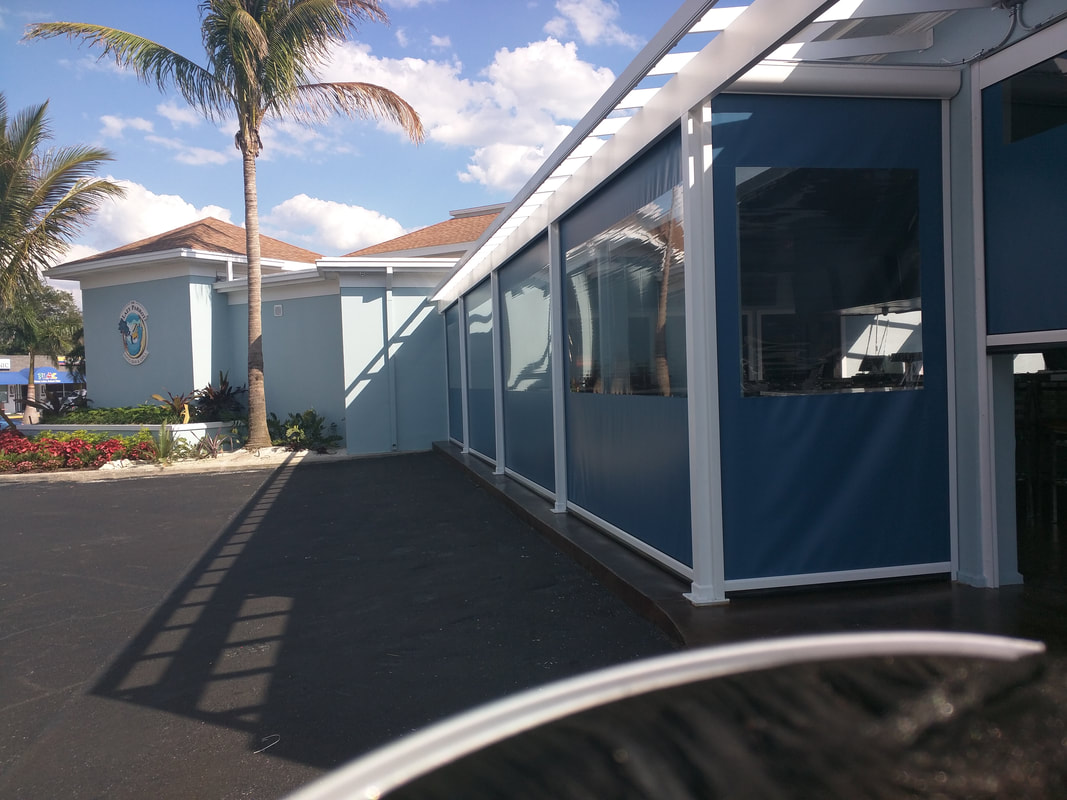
[433,0,1067,602]
[47,209,499,454]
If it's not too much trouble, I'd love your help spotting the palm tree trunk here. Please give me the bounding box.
[25,350,39,423]
[242,143,271,449]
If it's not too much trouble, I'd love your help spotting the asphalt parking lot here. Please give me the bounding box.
[0,452,675,799]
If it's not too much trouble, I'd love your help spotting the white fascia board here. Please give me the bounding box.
[318,256,457,287]
[214,267,325,294]
[47,246,312,282]
[434,0,839,305]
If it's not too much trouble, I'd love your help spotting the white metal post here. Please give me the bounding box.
[682,101,728,605]
[549,223,569,514]
[458,295,471,455]
[491,269,506,474]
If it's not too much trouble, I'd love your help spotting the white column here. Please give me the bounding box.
[549,223,569,514]
[682,101,728,605]
[458,295,471,455]
[491,269,506,474]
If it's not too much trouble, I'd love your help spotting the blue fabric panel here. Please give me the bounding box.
[499,237,555,491]
[504,390,555,491]
[465,279,496,457]
[561,128,681,253]
[712,94,949,580]
[567,392,692,566]
[983,82,1067,335]
[445,304,463,441]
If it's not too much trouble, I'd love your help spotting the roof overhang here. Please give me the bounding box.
[46,247,313,283]
[433,0,1066,306]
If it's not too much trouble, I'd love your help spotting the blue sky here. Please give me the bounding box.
[1,0,676,268]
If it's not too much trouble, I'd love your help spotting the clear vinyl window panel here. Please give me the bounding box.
[566,186,686,397]
[445,304,463,441]
[737,167,922,396]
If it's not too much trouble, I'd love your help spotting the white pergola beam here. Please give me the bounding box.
[436,0,840,303]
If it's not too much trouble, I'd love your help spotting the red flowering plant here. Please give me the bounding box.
[0,429,157,474]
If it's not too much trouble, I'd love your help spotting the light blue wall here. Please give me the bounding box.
[390,288,448,452]
[340,287,392,453]
[83,277,197,407]
[227,294,345,441]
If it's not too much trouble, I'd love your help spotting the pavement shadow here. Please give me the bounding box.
[90,452,674,770]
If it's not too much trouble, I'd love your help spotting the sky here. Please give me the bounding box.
[1,0,678,291]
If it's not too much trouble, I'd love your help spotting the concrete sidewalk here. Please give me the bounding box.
[0,452,675,799]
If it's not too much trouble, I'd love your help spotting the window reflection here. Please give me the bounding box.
[737,167,922,396]
[565,186,686,396]
[501,265,551,392]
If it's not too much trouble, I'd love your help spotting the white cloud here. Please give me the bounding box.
[78,178,232,252]
[459,140,564,194]
[99,115,154,139]
[395,27,409,47]
[157,101,202,128]
[321,39,614,190]
[145,134,233,166]
[545,0,642,48]
[262,194,406,253]
[385,0,442,7]
[486,38,613,121]
[430,34,451,49]
[44,278,82,309]
[59,55,132,79]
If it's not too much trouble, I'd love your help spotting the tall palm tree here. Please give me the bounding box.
[26,0,425,449]
[0,93,124,308]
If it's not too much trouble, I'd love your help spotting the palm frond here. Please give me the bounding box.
[0,92,124,305]
[23,22,229,120]
[288,81,425,143]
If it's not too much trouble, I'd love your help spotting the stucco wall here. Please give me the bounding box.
[83,277,197,408]
[226,294,345,441]
[391,287,448,451]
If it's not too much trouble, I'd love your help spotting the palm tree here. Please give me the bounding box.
[26,1,425,449]
[0,285,82,424]
[0,93,124,308]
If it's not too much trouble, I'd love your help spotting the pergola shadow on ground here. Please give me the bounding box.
[87,453,675,773]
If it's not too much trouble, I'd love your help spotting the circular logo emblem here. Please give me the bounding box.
[118,301,149,365]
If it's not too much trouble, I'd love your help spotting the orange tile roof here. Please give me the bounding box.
[345,212,498,257]
[64,217,322,267]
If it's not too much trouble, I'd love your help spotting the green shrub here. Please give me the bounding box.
[45,404,176,425]
[267,409,342,452]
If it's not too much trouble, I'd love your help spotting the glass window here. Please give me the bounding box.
[565,185,686,397]
[465,280,496,457]
[1001,51,1067,144]
[500,248,554,491]
[737,167,922,396]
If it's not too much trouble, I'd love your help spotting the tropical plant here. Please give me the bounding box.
[150,389,194,423]
[0,93,124,307]
[267,408,341,452]
[0,427,157,473]
[193,370,247,421]
[26,1,425,450]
